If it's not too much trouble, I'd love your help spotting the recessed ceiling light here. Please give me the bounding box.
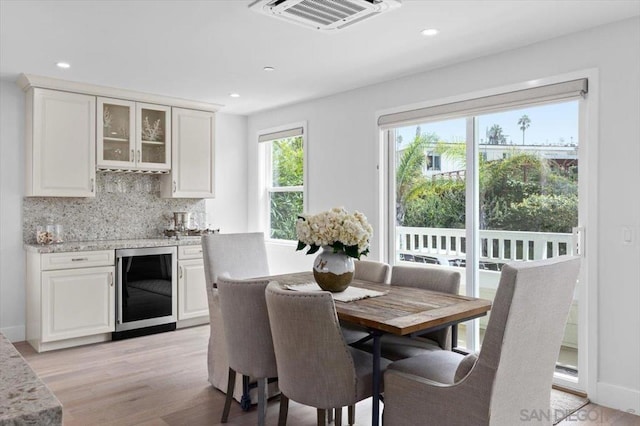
[56,62,71,69]
[421,28,439,37]
[230,93,240,98]
[263,66,275,72]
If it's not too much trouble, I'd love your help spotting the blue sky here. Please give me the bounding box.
[397,100,579,147]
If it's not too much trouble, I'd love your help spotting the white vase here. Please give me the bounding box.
[313,245,355,292]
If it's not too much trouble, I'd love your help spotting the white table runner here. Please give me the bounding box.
[283,282,387,302]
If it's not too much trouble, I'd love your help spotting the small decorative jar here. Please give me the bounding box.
[36,226,52,245]
[48,224,64,244]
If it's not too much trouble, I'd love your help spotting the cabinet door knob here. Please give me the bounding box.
[179,265,183,279]
[173,181,177,193]
[109,272,114,287]
[71,257,89,262]
[90,178,94,192]
[130,149,134,162]
[137,150,141,162]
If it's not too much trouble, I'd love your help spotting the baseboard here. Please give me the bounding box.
[0,325,25,342]
[595,382,640,415]
[176,316,209,329]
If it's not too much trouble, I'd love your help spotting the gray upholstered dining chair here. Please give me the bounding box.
[354,259,391,283]
[389,265,461,349]
[217,277,278,425]
[340,260,391,345]
[201,232,277,408]
[383,255,581,426]
[265,282,391,426]
[355,264,461,360]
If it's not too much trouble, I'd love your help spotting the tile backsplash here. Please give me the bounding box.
[23,173,206,243]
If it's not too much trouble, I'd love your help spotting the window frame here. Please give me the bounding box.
[258,122,308,243]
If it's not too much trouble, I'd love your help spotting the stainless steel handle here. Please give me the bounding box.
[130,149,134,162]
[179,265,183,279]
[109,272,113,287]
[173,180,177,193]
[137,150,141,162]
[90,178,94,192]
[115,258,122,324]
[71,257,89,262]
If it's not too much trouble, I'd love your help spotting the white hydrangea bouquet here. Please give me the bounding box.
[295,207,373,259]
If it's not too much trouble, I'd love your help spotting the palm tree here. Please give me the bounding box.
[396,133,437,224]
[487,124,506,144]
[518,114,531,145]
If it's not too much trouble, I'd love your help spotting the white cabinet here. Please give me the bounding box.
[136,102,171,171]
[97,98,136,167]
[26,250,115,352]
[177,245,209,326]
[25,88,96,197]
[161,108,215,198]
[97,98,171,171]
[41,266,115,342]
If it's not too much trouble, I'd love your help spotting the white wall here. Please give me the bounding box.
[247,18,640,412]
[0,79,26,341]
[205,112,249,234]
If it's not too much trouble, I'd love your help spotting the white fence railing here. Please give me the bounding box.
[397,227,574,268]
[396,226,579,352]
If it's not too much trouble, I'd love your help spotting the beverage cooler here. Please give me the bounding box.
[113,246,177,339]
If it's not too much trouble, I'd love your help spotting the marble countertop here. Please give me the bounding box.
[0,332,62,425]
[24,237,203,253]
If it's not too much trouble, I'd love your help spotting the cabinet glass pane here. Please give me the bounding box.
[140,108,167,164]
[102,103,131,162]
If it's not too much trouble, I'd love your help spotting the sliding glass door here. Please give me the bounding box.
[386,92,584,387]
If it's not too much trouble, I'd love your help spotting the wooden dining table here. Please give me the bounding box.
[269,271,492,426]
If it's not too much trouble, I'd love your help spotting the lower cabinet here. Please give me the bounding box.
[25,244,208,352]
[177,245,209,326]
[26,250,115,352]
[41,266,115,342]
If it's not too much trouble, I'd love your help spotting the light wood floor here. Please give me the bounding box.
[15,326,639,426]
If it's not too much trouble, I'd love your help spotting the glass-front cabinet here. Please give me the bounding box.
[136,103,171,170]
[98,98,135,166]
[97,98,171,171]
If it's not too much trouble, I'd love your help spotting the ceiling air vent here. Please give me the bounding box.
[249,0,401,31]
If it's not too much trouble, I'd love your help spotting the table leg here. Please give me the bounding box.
[371,330,382,426]
[452,324,458,349]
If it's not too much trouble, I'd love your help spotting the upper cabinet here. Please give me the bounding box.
[97,98,135,166]
[161,108,215,198]
[136,103,171,171]
[19,74,220,198]
[97,98,171,172]
[25,88,96,197]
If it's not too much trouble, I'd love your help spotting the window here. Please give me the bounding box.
[259,125,305,241]
[426,152,441,171]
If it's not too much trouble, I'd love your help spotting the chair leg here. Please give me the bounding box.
[241,375,251,411]
[222,368,236,423]
[317,408,327,426]
[278,394,289,426]
[335,407,342,426]
[348,405,355,425]
[257,378,268,426]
